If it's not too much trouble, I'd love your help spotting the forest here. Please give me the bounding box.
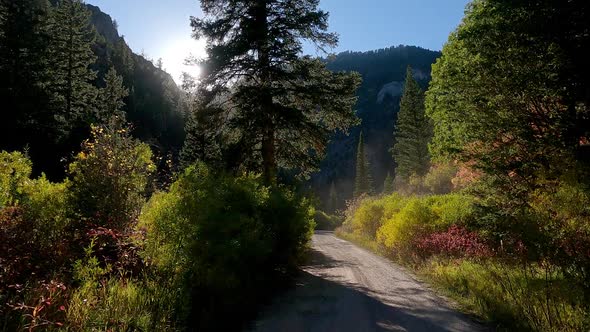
[1,0,589,331]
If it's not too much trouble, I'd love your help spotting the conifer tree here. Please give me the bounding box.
[392,66,431,181]
[383,171,394,194]
[328,181,338,213]
[354,132,373,197]
[46,0,97,137]
[192,0,361,184]
[96,68,128,124]
[0,0,51,152]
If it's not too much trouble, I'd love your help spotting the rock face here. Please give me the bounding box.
[312,46,440,206]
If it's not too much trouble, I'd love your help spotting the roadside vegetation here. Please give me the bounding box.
[337,1,590,331]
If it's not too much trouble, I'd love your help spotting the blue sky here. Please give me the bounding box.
[86,0,470,82]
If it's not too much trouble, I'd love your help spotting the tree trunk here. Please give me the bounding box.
[254,0,276,185]
[262,127,277,185]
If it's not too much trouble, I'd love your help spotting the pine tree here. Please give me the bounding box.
[0,0,52,152]
[328,181,338,213]
[392,66,431,181]
[354,132,373,198]
[383,171,394,194]
[96,68,128,124]
[46,0,97,138]
[192,0,361,184]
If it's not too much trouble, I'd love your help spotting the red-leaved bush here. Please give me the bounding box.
[415,225,493,259]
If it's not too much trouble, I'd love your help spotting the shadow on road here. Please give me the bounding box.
[251,246,478,332]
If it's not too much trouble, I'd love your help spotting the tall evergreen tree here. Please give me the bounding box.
[46,0,97,139]
[392,66,430,181]
[0,0,60,178]
[96,67,128,124]
[0,0,51,152]
[354,132,373,197]
[383,171,394,194]
[191,0,361,184]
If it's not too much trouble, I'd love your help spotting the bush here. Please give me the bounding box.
[348,197,384,237]
[528,180,590,298]
[138,163,315,330]
[0,151,32,208]
[66,244,175,331]
[415,225,492,259]
[68,124,155,232]
[342,192,477,258]
[314,210,342,230]
[424,162,458,194]
[377,197,436,252]
[0,155,71,328]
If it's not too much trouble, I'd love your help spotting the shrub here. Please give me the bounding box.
[367,193,477,257]
[66,243,175,331]
[528,180,590,298]
[68,124,155,232]
[138,163,315,330]
[424,162,458,194]
[349,198,384,237]
[415,225,492,259]
[377,197,436,252]
[427,193,476,229]
[314,210,342,230]
[0,151,32,208]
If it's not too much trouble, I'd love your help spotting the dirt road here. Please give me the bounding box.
[251,231,487,332]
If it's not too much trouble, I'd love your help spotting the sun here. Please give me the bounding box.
[161,37,207,84]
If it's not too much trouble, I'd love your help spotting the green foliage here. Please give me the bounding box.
[95,67,128,124]
[347,197,384,238]
[0,151,32,207]
[138,163,315,329]
[344,192,475,254]
[67,242,175,331]
[46,0,98,138]
[22,175,69,245]
[392,66,431,181]
[377,197,436,251]
[382,171,394,194]
[425,0,589,205]
[69,123,154,230]
[354,132,373,197]
[315,210,343,231]
[193,0,360,183]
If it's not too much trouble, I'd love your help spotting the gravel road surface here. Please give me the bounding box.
[251,231,487,332]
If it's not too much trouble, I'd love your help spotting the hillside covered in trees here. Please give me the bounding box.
[0,0,186,180]
[312,46,440,206]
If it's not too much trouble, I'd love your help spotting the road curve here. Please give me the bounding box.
[251,231,487,332]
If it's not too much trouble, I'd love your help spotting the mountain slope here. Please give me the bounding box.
[313,46,441,205]
[87,4,186,157]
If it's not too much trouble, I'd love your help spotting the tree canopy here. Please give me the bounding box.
[190,0,361,184]
[426,0,590,202]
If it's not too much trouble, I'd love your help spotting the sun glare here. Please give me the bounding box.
[162,37,207,85]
